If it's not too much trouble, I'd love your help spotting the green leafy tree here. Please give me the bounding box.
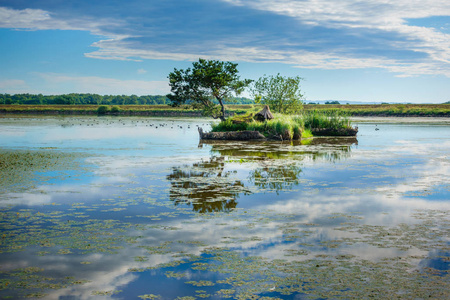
[325,100,340,105]
[167,58,252,121]
[251,73,304,114]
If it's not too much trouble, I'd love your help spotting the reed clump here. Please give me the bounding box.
[302,109,351,130]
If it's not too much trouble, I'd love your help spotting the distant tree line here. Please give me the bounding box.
[306,101,341,105]
[0,93,255,105]
[0,93,168,105]
[325,100,341,105]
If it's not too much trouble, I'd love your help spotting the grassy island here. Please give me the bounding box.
[210,109,357,141]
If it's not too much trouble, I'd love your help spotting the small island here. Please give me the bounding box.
[165,59,358,142]
[198,105,358,141]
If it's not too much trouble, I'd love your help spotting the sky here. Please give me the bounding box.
[0,0,450,103]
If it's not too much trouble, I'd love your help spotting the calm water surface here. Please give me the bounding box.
[0,116,449,299]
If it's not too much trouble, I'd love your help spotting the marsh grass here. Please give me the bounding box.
[301,129,313,138]
[303,109,351,131]
[264,114,302,140]
[211,117,248,132]
[304,104,450,117]
[211,113,301,140]
[1,104,448,117]
[211,110,352,139]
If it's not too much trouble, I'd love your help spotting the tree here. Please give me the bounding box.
[325,100,340,105]
[167,58,252,121]
[251,73,304,114]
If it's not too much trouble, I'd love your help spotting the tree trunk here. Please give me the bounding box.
[217,98,226,121]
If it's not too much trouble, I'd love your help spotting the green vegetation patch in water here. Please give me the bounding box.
[137,210,449,299]
[0,149,90,194]
[0,267,89,299]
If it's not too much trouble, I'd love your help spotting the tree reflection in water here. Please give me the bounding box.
[249,162,303,194]
[201,137,357,162]
[169,138,357,212]
[166,156,251,213]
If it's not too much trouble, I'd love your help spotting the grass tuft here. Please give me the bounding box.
[303,109,351,131]
[301,129,313,139]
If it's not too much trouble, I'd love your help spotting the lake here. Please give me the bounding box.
[0,115,449,299]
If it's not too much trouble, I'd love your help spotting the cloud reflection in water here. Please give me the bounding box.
[0,117,448,299]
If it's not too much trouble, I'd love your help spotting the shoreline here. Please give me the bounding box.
[0,104,449,118]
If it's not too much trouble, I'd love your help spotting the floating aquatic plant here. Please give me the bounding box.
[0,149,90,193]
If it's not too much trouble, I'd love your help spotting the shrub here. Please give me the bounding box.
[97,105,110,115]
[110,106,120,114]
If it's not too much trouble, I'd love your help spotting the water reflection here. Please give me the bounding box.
[169,137,357,211]
[201,136,356,162]
[1,117,449,299]
[249,162,302,194]
[167,156,249,213]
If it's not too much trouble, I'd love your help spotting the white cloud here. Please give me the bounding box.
[0,79,26,89]
[37,73,170,95]
[1,7,81,31]
[0,7,126,40]
[137,68,147,74]
[1,3,450,77]
[220,0,450,76]
[222,0,450,28]
[0,7,51,29]
[84,39,201,62]
[0,79,45,94]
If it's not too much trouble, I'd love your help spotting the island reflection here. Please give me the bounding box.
[167,156,248,213]
[169,137,357,212]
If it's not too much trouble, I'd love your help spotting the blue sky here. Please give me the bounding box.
[1,0,450,103]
